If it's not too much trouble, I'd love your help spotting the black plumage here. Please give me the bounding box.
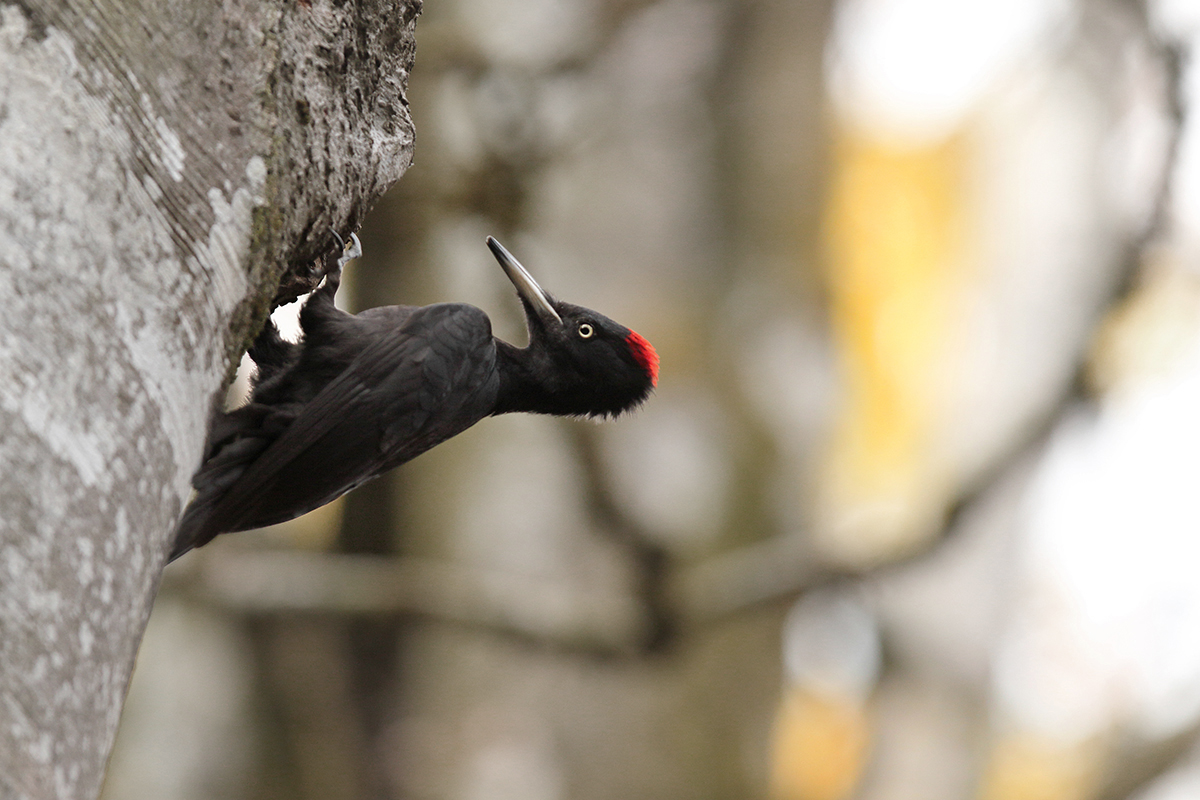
[171,235,658,561]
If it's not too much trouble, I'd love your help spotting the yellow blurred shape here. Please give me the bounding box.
[770,687,871,800]
[819,129,968,565]
[978,733,1103,800]
[1088,253,1200,397]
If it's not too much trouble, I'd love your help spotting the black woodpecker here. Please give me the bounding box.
[170,234,659,561]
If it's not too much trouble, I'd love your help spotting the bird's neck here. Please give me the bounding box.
[491,339,559,416]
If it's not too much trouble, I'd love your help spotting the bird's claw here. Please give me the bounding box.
[317,229,361,289]
[326,229,362,271]
[338,232,362,269]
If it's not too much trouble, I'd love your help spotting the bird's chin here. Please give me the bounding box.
[582,386,655,420]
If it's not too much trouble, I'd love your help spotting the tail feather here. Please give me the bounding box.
[170,405,295,561]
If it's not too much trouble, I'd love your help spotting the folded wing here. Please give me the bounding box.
[172,303,497,560]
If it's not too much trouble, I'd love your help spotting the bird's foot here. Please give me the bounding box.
[318,230,361,295]
[338,232,362,269]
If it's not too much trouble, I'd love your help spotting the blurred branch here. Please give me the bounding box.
[173,536,836,656]
[668,533,828,626]
[566,421,834,640]
[174,550,652,656]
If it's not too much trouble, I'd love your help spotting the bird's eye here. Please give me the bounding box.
[578,323,595,339]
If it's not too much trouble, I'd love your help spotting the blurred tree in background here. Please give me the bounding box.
[102,0,1200,799]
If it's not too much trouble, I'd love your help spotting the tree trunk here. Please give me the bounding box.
[0,1,419,797]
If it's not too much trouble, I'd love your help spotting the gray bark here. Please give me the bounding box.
[0,1,419,798]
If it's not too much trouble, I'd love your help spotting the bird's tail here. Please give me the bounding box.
[169,406,283,561]
[170,492,218,562]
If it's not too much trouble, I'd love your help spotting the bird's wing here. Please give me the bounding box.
[172,303,496,559]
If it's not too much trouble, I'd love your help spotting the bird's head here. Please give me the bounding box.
[488,236,659,418]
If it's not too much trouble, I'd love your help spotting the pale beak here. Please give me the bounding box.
[487,236,563,327]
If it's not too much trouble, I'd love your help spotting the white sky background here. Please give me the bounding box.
[999,353,1200,740]
[827,0,1073,142]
